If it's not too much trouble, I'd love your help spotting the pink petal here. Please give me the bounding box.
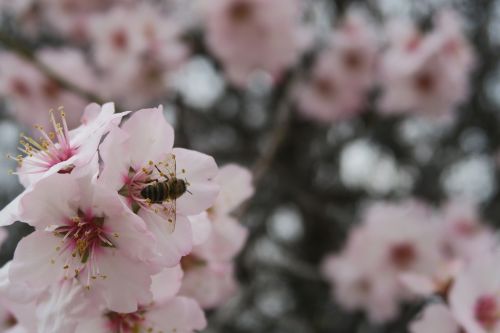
[139,210,193,267]
[121,107,175,168]
[151,265,184,303]
[146,296,207,332]
[214,164,254,214]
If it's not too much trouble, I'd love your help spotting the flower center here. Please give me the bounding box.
[41,80,61,99]
[9,108,78,176]
[180,254,207,271]
[390,242,417,270]
[120,156,188,219]
[105,308,147,333]
[475,295,500,330]
[228,1,254,23]
[10,77,31,97]
[3,313,17,328]
[111,29,128,51]
[454,218,480,237]
[53,209,116,287]
[342,49,364,71]
[414,72,435,94]
[313,77,336,98]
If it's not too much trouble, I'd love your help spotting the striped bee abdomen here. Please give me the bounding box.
[141,181,170,204]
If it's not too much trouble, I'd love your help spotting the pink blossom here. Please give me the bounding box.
[0,262,42,333]
[9,173,159,313]
[203,0,307,86]
[298,9,379,122]
[439,199,496,262]
[178,164,252,308]
[321,201,445,322]
[89,3,187,108]
[449,250,500,333]
[378,11,474,119]
[196,164,253,262]
[75,296,206,333]
[74,265,205,333]
[0,48,99,131]
[39,0,122,40]
[99,107,219,266]
[180,259,238,309]
[0,102,125,227]
[35,278,103,333]
[410,304,461,333]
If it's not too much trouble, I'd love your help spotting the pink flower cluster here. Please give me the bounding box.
[202,0,308,87]
[0,3,475,129]
[0,2,187,129]
[322,200,496,324]
[298,9,475,122]
[0,104,253,332]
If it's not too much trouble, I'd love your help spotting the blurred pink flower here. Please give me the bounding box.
[10,173,159,313]
[98,107,219,266]
[203,0,307,86]
[89,3,187,108]
[321,201,445,322]
[298,9,379,122]
[378,10,475,119]
[0,48,99,131]
[439,199,496,262]
[449,250,500,333]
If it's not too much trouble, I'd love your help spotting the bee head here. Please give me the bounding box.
[173,178,187,198]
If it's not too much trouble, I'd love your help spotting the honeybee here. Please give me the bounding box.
[140,154,189,233]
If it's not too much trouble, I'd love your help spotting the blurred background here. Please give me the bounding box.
[0,0,499,332]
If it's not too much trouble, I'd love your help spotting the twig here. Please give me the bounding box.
[0,30,106,106]
[251,97,293,185]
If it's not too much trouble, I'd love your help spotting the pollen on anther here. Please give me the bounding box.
[63,264,69,269]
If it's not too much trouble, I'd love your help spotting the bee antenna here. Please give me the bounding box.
[187,189,193,195]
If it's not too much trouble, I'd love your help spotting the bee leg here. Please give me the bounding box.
[154,164,169,181]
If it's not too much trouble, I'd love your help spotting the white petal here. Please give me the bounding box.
[151,265,184,303]
[214,164,254,214]
[146,296,206,332]
[121,107,174,168]
[140,210,193,267]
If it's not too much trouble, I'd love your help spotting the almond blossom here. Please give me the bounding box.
[9,172,159,313]
[89,3,187,108]
[449,250,500,333]
[180,164,253,308]
[298,9,379,122]
[378,10,475,119]
[203,0,307,86]
[75,296,206,333]
[99,107,219,266]
[321,201,445,322]
[439,199,496,262]
[74,265,206,333]
[0,48,99,131]
[0,102,126,227]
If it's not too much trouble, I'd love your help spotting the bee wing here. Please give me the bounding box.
[162,154,177,180]
[162,153,177,233]
[162,199,176,234]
